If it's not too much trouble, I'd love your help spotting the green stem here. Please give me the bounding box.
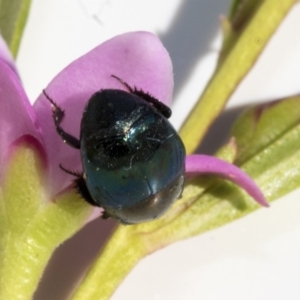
[70,226,147,300]
[0,143,92,300]
[0,0,32,57]
[10,0,32,57]
[0,195,91,300]
[179,0,297,154]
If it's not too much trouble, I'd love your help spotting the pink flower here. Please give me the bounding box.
[0,31,267,225]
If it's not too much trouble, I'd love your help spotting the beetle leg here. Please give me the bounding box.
[59,164,82,177]
[59,164,101,207]
[43,90,80,149]
[74,176,102,206]
[110,75,172,119]
[74,176,111,220]
[101,211,110,219]
[59,164,110,219]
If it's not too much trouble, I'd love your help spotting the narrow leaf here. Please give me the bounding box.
[0,0,32,57]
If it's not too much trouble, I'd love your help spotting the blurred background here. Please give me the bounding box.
[15,1,300,299]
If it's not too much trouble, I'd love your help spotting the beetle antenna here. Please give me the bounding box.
[111,74,134,93]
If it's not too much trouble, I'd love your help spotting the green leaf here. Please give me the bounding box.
[179,0,298,154]
[0,0,32,57]
[232,96,300,165]
[232,96,300,196]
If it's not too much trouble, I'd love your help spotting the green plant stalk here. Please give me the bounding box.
[10,0,31,56]
[71,225,147,300]
[179,0,297,154]
[0,0,32,57]
[0,144,92,300]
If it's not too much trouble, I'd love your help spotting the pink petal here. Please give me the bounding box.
[186,155,269,207]
[0,60,44,178]
[0,35,18,75]
[34,31,173,195]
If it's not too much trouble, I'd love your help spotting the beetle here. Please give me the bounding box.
[44,75,185,224]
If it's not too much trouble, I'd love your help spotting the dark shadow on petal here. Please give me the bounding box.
[159,0,231,101]
[33,218,117,300]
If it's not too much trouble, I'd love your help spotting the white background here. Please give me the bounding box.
[16,1,300,299]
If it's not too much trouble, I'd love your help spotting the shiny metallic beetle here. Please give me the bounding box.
[45,76,185,224]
